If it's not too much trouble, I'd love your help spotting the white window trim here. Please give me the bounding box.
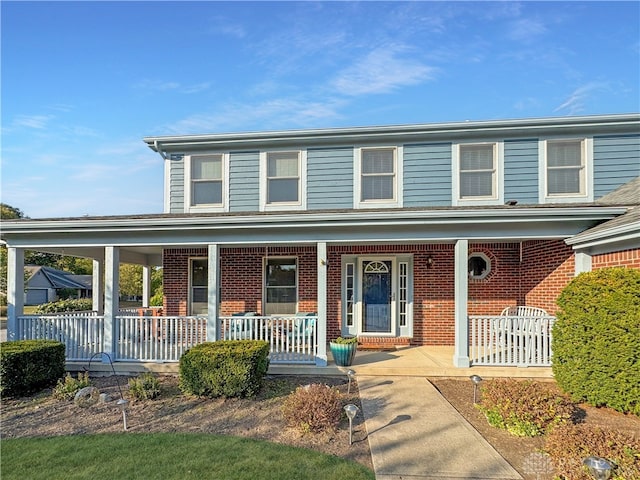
[263,256,299,315]
[468,252,491,280]
[539,137,593,203]
[354,146,403,209]
[184,153,230,213]
[189,257,208,315]
[259,150,307,212]
[452,141,504,206]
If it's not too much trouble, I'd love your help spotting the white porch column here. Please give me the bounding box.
[142,265,152,308]
[316,242,328,366]
[574,251,592,275]
[453,239,470,367]
[207,244,220,341]
[92,255,104,314]
[103,246,120,359]
[7,247,25,341]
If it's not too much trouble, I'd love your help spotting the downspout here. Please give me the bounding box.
[154,141,171,214]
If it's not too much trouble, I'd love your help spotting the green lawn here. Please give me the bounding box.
[2,433,374,480]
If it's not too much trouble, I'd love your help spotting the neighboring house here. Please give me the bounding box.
[24,265,92,305]
[2,114,639,368]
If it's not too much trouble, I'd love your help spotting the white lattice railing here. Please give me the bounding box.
[220,315,318,364]
[115,316,207,362]
[470,315,556,366]
[16,314,104,360]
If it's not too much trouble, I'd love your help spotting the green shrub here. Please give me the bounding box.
[552,267,640,415]
[34,298,93,314]
[544,423,640,480]
[0,340,66,396]
[476,379,577,437]
[128,372,161,400]
[53,372,91,400]
[179,340,270,398]
[331,336,358,344]
[282,383,343,433]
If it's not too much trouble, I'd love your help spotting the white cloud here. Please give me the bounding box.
[507,18,548,43]
[134,79,211,95]
[13,114,55,129]
[554,82,608,115]
[331,45,436,96]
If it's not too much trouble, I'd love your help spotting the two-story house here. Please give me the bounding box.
[3,114,639,370]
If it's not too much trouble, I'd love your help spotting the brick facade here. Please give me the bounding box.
[593,248,640,269]
[163,239,579,347]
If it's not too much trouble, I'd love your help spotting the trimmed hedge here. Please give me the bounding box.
[552,267,640,415]
[0,340,66,396]
[34,299,93,313]
[179,340,270,398]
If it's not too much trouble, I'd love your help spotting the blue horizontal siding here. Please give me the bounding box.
[229,151,260,212]
[403,143,452,207]
[307,148,353,210]
[169,154,184,213]
[594,135,640,198]
[504,139,538,204]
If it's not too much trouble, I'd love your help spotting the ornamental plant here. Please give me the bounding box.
[552,267,640,415]
[331,336,358,345]
[476,379,577,437]
[282,383,343,433]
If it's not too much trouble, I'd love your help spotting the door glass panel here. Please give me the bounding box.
[362,261,392,333]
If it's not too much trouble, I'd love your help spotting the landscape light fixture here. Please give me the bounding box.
[583,457,613,480]
[116,398,130,431]
[469,375,483,403]
[344,404,359,445]
[347,369,356,394]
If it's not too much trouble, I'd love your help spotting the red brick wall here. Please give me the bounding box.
[163,246,317,316]
[163,240,580,345]
[521,240,575,315]
[593,248,640,269]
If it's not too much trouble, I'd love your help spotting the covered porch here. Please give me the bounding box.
[2,206,622,372]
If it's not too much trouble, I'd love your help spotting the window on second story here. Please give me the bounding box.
[185,153,228,212]
[355,147,402,208]
[260,151,306,211]
[540,138,593,203]
[453,142,503,206]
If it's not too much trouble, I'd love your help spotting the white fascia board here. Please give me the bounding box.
[144,114,640,153]
[0,207,626,236]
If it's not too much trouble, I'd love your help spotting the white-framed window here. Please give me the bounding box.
[189,258,208,315]
[468,253,491,280]
[539,138,593,203]
[184,153,229,213]
[354,146,403,208]
[452,142,503,206]
[260,150,307,211]
[264,257,297,315]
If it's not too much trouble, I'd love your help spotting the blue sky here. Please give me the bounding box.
[2,1,639,219]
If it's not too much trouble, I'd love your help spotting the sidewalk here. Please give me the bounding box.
[357,376,522,480]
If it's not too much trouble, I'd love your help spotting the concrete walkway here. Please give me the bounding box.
[358,376,522,480]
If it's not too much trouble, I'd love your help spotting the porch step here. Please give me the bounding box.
[357,336,411,351]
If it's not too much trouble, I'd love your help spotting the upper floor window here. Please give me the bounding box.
[453,142,503,206]
[260,151,306,211]
[540,138,593,203]
[355,147,403,208]
[185,153,228,212]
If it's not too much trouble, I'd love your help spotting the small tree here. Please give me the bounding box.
[552,267,640,415]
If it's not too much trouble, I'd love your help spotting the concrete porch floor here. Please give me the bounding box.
[68,345,554,378]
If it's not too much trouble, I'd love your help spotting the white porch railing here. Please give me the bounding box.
[219,315,318,364]
[14,314,317,365]
[115,316,207,362]
[470,315,556,366]
[16,314,104,361]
